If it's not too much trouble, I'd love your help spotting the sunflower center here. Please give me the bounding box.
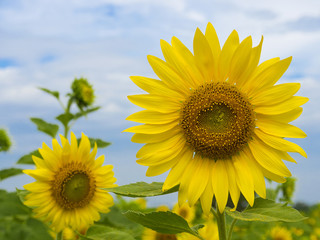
[52,163,96,210]
[180,82,255,160]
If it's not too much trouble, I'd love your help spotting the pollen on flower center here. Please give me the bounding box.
[155,233,177,240]
[180,82,255,160]
[52,163,96,210]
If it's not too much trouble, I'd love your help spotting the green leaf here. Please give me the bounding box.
[225,198,307,222]
[38,87,60,99]
[124,211,200,237]
[74,106,101,120]
[16,189,29,204]
[0,168,23,181]
[77,138,111,149]
[81,225,135,240]
[30,118,59,138]
[17,150,41,164]
[56,113,74,128]
[105,182,179,197]
[25,218,53,240]
[0,190,31,218]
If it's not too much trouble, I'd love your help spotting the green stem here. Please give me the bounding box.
[215,209,227,240]
[227,218,238,240]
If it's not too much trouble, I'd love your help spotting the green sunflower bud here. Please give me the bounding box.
[71,78,95,109]
[0,129,12,152]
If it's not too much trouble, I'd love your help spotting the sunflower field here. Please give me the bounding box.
[0,22,319,240]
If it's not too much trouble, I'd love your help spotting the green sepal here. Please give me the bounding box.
[225,197,307,222]
[16,150,41,165]
[30,118,59,138]
[124,210,201,238]
[0,168,23,181]
[105,182,179,197]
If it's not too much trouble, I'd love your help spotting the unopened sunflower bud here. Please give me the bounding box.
[0,129,12,152]
[71,78,95,109]
[281,177,296,203]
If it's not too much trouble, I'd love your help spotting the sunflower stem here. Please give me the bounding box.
[215,209,227,240]
[227,218,238,240]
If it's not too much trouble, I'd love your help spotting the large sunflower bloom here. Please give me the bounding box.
[23,132,117,232]
[125,23,307,213]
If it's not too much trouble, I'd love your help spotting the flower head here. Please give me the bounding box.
[23,132,117,232]
[125,23,307,213]
[270,226,292,240]
[71,78,95,109]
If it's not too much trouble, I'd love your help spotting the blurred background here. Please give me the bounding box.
[0,0,319,207]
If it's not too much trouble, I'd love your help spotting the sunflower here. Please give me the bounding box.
[172,202,196,223]
[23,132,117,233]
[270,226,292,240]
[125,22,308,213]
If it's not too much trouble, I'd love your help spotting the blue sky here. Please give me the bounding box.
[0,0,319,206]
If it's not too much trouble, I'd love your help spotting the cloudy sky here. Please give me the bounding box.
[0,0,319,206]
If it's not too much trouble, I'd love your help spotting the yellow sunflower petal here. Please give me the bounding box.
[124,121,178,134]
[171,36,205,86]
[147,55,190,93]
[252,83,301,106]
[128,94,181,113]
[255,128,307,158]
[162,148,193,191]
[248,136,291,177]
[224,159,240,210]
[237,36,263,88]
[228,36,252,84]
[243,147,266,199]
[256,119,306,138]
[212,160,229,213]
[218,29,239,82]
[233,152,255,206]
[131,127,180,144]
[205,22,221,81]
[256,107,303,123]
[126,110,179,124]
[146,158,177,177]
[193,28,214,83]
[200,171,215,214]
[248,57,292,96]
[136,133,184,158]
[187,155,210,206]
[160,39,197,88]
[254,96,308,115]
[130,76,184,99]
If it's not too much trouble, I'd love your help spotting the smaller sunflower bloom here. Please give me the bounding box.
[156,205,170,212]
[270,226,292,240]
[71,78,95,109]
[291,227,303,237]
[142,228,178,240]
[172,202,196,223]
[23,132,117,233]
[134,198,147,209]
[179,220,218,240]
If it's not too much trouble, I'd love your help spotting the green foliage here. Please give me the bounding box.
[80,225,135,240]
[226,198,307,222]
[17,150,41,165]
[105,182,179,197]
[0,168,23,181]
[30,118,59,138]
[124,210,202,238]
[38,87,60,99]
[74,106,101,119]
